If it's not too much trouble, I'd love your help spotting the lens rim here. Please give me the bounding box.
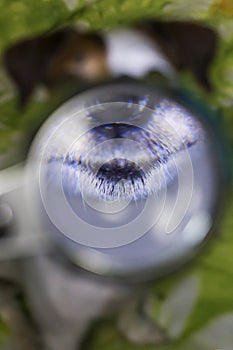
[26,79,230,283]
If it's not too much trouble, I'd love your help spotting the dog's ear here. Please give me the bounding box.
[139,21,218,90]
[3,28,107,109]
[3,29,73,108]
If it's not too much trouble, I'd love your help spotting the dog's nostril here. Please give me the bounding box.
[96,158,144,183]
[94,123,138,139]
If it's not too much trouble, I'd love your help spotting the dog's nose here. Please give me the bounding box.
[93,123,138,139]
[96,158,144,184]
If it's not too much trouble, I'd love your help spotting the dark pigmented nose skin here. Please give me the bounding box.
[96,159,144,185]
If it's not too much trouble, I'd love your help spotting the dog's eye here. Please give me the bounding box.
[27,82,225,281]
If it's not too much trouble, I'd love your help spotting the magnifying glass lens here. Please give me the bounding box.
[27,83,224,280]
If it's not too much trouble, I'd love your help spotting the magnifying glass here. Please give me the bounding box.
[0,80,229,282]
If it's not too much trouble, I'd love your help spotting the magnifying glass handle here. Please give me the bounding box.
[0,235,51,260]
[0,164,24,196]
[0,164,52,261]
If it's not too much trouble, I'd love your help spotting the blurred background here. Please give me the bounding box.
[0,0,232,349]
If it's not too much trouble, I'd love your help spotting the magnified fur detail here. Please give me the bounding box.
[46,98,204,201]
[29,83,219,269]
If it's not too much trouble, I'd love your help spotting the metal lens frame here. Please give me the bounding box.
[26,80,228,282]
